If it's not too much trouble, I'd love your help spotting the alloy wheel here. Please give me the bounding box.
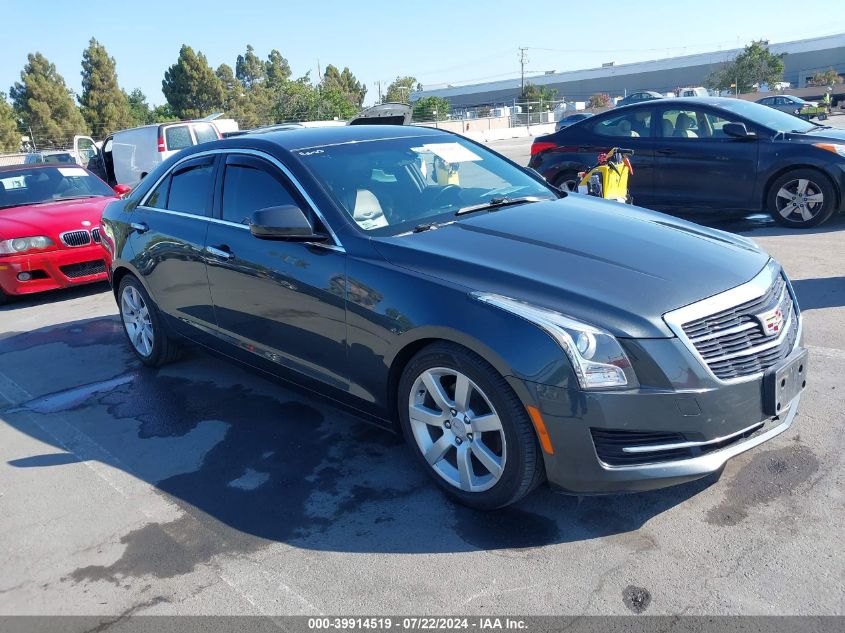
[775,178,824,223]
[408,367,506,493]
[121,285,154,357]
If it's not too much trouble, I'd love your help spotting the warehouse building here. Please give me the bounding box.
[413,33,845,108]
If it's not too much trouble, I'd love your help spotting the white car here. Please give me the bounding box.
[78,121,223,188]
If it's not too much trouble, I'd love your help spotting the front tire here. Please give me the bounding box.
[554,170,581,193]
[398,342,545,509]
[118,275,180,367]
[768,169,837,228]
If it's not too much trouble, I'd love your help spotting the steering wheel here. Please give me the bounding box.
[431,184,462,209]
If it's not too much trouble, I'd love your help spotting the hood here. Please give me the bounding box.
[0,197,113,242]
[372,197,770,338]
[785,126,845,144]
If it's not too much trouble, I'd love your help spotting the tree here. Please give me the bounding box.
[127,88,152,126]
[274,75,319,122]
[265,50,292,90]
[808,68,843,87]
[322,65,366,108]
[162,45,225,119]
[216,63,241,111]
[151,103,178,123]
[587,93,611,109]
[707,40,786,94]
[384,76,417,103]
[79,38,132,138]
[10,52,89,147]
[521,82,558,104]
[236,44,265,90]
[412,96,449,121]
[318,88,358,120]
[0,92,21,152]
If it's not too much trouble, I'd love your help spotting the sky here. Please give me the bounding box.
[2,0,845,107]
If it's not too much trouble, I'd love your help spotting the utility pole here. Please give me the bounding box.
[519,47,529,97]
[375,80,383,103]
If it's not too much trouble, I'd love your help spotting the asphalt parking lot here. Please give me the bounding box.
[1,137,844,619]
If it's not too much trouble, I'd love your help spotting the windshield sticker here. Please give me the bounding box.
[58,167,87,177]
[422,143,482,164]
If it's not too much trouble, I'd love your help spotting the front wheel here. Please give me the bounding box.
[553,171,581,193]
[767,169,837,228]
[398,342,545,509]
[118,275,181,367]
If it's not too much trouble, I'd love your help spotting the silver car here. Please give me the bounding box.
[756,94,817,115]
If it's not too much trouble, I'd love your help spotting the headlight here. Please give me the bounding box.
[813,143,845,158]
[0,236,55,255]
[473,293,638,389]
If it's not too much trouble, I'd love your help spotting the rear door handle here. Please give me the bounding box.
[206,245,233,260]
[130,222,149,234]
[657,149,677,156]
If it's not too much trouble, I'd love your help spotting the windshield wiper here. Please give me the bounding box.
[455,196,550,216]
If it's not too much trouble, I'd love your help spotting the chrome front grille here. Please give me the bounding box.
[60,229,92,247]
[676,268,800,381]
[91,227,101,243]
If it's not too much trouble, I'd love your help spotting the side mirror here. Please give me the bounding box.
[113,184,131,197]
[249,205,329,241]
[723,122,755,139]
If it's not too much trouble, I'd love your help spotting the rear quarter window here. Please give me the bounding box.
[192,124,218,144]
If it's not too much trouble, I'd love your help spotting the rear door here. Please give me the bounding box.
[581,106,657,206]
[204,152,349,390]
[130,155,218,336]
[652,105,759,212]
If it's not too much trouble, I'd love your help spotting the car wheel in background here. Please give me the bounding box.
[398,342,545,510]
[768,169,837,228]
[0,287,8,306]
[553,171,581,193]
[118,275,181,367]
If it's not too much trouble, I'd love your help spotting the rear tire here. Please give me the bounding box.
[767,169,837,228]
[398,342,545,510]
[553,170,581,193]
[117,275,181,367]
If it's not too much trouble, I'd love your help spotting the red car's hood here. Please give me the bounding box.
[0,197,114,241]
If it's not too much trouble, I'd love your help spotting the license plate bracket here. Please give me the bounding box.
[763,348,808,416]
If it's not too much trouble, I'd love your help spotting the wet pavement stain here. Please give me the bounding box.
[8,374,135,414]
[706,445,819,527]
[622,585,652,613]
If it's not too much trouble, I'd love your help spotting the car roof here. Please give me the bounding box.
[0,163,85,174]
[221,123,450,151]
[616,96,746,109]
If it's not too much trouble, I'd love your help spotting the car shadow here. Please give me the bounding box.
[695,212,845,237]
[790,276,845,310]
[0,316,718,558]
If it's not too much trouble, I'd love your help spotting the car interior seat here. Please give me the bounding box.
[673,113,698,138]
[661,118,675,137]
[617,120,640,137]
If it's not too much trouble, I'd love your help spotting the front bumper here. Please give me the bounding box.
[0,246,108,296]
[509,364,803,494]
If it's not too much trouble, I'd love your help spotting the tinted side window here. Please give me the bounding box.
[165,126,193,150]
[146,176,170,208]
[592,110,652,137]
[167,163,215,215]
[221,162,299,224]
[658,109,742,139]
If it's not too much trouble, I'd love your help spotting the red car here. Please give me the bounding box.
[0,164,129,304]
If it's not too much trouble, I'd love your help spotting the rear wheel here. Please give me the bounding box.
[398,342,545,509]
[118,275,181,367]
[553,170,581,193]
[767,169,836,228]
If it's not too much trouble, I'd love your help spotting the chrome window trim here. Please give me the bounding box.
[138,147,345,250]
[663,259,803,385]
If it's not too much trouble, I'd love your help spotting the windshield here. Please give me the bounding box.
[298,135,557,234]
[0,166,113,210]
[717,99,817,133]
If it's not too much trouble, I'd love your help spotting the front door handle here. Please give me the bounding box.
[206,245,233,260]
[130,222,149,234]
[657,149,677,156]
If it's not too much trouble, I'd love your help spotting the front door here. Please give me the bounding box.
[651,106,760,212]
[204,152,349,391]
[130,155,218,337]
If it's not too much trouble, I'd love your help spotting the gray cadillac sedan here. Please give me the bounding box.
[101,125,807,509]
